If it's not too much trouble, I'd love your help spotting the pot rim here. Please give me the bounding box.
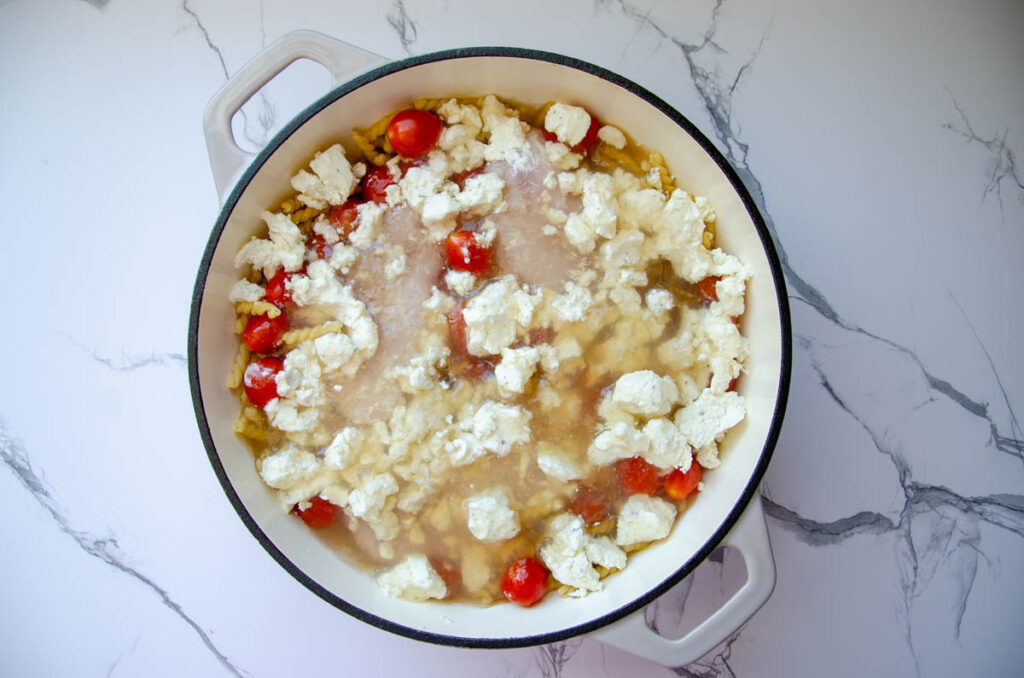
[188,45,792,649]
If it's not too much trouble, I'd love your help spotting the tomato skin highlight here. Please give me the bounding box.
[361,166,395,203]
[264,269,299,308]
[664,463,702,501]
[501,557,549,607]
[242,313,289,354]
[293,496,336,528]
[444,230,492,275]
[328,198,364,237]
[696,276,721,304]
[569,485,608,525]
[616,456,660,495]
[386,109,443,158]
[242,356,284,407]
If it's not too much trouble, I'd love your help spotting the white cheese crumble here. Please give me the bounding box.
[544,103,592,147]
[445,270,477,295]
[536,445,584,482]
[611,370,679,417]
[539,513,626,596]
[645,288,675,316]
[597,125,626,149]
[615,495,677,546]
[674,389,746,448]
[290,144,357,209]
[462,276,539,356]
[376,554,447,601]
[235,211,306,277]
[463,488,520,542]
[494,346,540,397]
[228,280,265,303]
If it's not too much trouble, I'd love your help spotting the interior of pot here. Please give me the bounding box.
[191,51,788,645]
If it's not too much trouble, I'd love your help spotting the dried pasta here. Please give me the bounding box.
[282,320,345,347]
[235,301,281,319]
[226,344,250,389]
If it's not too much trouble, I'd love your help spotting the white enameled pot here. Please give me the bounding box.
[188,30,791,666]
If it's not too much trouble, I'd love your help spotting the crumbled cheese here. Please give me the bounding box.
[543,141,582,170]
[611,370,679,417]
[597,125,626,149]
[445,270,477,295]
[544,103,592,147]
[457,173,505,215]
[259,444,321,490]
[348,472,400,541]
[288,260,379,359]
[290,144,357,209]
[539,513,626,596]
[384,249,407,280]
[228,280,265,303]
[263,398,318,433]
[467,399,531,456]
[312,333,355,373]
[581,173,617,239]
[376,554,447,601]
[349,202,386,248]
[551,281,593,323]
[674,389,746,448]
[322,427,363,471]
[463,488,520,542]
[645,288,675,316]
[275,342,324,407]
[536,445,584,481]
[588,421,650,466]
[615,495,677,546]
[234,211,306,277]
[494,346,540,397]
[599,230,645,270]
[641,418,691,471]
[563,213,595,253]
[462,276,537,356]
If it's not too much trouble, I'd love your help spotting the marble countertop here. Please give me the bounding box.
[2,0,1022,675]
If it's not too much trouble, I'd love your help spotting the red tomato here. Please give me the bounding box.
[293,496,336,528]
[386,109,443,158]
[444,230,492,275]
[500,557,549,607]
[569,485,608,525]
[616,456,660,495]
[328,198,363,238]
[447,305,469,356]
[242,356,284,407]
[664,463,702,501]
[264,269,298,308]
[242,313,289,354]
[696,276,721,303]
[542,112,600,154]
[361,166,395,203]
[727,375,739,392]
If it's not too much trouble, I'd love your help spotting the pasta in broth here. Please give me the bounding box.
[227,94,750,606]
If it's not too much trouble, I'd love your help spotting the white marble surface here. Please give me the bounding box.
[2,0,1022,675]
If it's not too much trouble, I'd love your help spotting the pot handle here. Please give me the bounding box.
[202,30,386,201]
[592,494,776,667]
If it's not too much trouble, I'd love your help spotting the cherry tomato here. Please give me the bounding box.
[616,456,660,495]
[328,198,363,238]
[242,313,289,354]
[265,269,299,308]
[386,109,443,158]
[242,356,284,407]
[569,485,608,525]
[542,112,600,154]
[501,557,549,607]
[727,375,740,392]
[696,276,721,304]
[293,496,336,528]
[361,166,395,203]
[444,230,492,275]
[664,463,702,501]
[447,305,469,356]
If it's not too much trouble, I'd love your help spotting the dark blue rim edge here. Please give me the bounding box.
[188,45,792,650]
